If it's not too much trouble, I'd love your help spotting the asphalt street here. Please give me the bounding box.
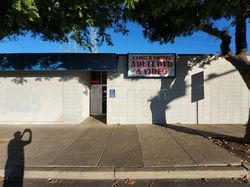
[1,178,250,187]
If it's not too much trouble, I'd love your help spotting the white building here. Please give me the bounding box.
[0,53,249,125]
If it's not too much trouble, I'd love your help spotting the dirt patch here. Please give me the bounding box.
[208,136,250,163]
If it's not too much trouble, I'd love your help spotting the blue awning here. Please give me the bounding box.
[0,53,117,71]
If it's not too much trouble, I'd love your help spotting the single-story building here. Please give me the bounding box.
[0,53,249,125]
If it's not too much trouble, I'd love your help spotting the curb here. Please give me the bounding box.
[0,166,247,180]
[115,167,246,180]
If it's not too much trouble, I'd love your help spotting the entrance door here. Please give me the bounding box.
[90,84,107,115]
[90,72,107,116]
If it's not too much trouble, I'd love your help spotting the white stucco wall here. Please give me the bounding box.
[0,71,90,124]
[107,55,250,125]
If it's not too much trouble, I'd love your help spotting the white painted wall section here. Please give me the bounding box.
[0,71,90,124]
[107,55,250,125]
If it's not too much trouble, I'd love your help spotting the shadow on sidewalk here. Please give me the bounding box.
[3,129,32,187]
[164,123,242,139]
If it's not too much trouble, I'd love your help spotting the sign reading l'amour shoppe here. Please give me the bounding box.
[128,53,176,78]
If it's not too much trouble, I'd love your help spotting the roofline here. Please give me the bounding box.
[0,53,249,56]
[0,52,117,55]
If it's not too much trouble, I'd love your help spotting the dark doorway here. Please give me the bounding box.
[90,72,107,118]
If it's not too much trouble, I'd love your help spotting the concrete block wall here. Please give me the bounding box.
[0,71,90,124]
[107,55,250,125]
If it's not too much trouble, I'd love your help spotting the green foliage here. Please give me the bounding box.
[126,0,249,45]
[1,0,249,51]
[0,0,128,50]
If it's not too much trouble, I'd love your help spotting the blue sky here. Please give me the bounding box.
[0,22,249,54]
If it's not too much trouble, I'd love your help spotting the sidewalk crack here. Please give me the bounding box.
[135,125,144,167]
[165,127,198,166]
[96,125,115,167]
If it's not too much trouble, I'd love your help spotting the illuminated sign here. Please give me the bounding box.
[128,53,176,78]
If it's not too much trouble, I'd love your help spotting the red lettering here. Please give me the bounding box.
[167,61,173,67]
[157,61,163,67]
[162,68,168,75]
[163,61,167,67]
[151,68,156,74]
[136,69,142,74]
[157,68,161,74]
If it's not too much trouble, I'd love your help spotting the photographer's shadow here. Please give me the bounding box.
[3,129,32,187]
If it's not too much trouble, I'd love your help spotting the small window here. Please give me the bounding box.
[91,72,107,84]
[91,72,101,84]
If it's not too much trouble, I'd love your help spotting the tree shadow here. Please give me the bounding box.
[0,53,116,85]
[165,123,238,138]
[149,54,236,125]
[186,54,219,70]
[0,53,117,71]
[3,129,32,187]
[149,55,189,125]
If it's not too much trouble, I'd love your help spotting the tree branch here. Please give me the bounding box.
[225,55,250,89]
[235,0,248,55]
[199,22,250,90]
[199,23,232,55]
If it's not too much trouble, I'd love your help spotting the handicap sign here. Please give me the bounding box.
[109,89,115,98]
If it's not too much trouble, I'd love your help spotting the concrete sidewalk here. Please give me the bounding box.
[0,117,248,180]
